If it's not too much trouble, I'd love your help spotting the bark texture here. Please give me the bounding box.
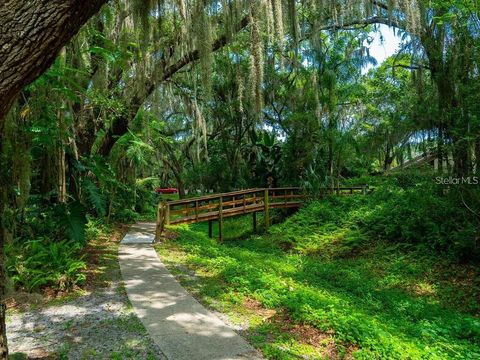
[0,0,108,126]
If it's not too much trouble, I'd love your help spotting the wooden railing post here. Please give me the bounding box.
[165,203,170,226]
[155,203,163,241]
[195,200,199,222]
[218,196,224,241]
[155,201,169,241]
[264,188,270,230]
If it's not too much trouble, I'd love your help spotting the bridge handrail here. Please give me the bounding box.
[164,186,368,206]
[155,185,370,240]
[166,188,268,206]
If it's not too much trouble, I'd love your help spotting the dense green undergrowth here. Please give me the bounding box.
[5,175,161,294]
[6,218,118,294]
[157,176,480,359]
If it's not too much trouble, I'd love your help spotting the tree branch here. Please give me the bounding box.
[318,16,404,32]
[98,15,250,156]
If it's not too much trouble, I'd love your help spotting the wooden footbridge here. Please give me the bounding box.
[155,186,369,241]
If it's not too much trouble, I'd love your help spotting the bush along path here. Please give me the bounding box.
[6,225,166,359]
[118,222,262,360]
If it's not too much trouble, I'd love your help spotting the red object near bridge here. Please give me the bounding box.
[155,187,178,194]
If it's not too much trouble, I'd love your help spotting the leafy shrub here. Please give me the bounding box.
[20,200,87,244]
[6,238,87,292]
[135,177,159,217]
[112,208,139,223]
[363,182,480,261]
[272,174,480,261]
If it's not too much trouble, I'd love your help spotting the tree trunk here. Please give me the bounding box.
[383,142,393,171]
[58,145,67,203]
[0,135,8,358]
[0,230,7,359]
[97,115,130,156]
[327,128,334,189]
[175,176,186,199]
[0,0,108,128]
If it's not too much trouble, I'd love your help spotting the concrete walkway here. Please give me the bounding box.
[119,223,261,360]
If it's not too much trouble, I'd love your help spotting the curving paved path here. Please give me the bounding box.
[119,223,261,360]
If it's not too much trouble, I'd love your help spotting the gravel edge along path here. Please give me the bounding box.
[6,225,166,360]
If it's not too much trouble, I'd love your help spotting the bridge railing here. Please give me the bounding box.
[155,185,369,240]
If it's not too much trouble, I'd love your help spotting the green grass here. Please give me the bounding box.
[156,193,480,359]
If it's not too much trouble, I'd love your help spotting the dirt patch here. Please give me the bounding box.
[243,298,276,321]
[270,312,342,359]
[83,224,128,289]
[158,229,179,241]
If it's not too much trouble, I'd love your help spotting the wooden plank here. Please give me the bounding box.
[170,186,363,207]
[169,203,265,224]
[166,187,302,206]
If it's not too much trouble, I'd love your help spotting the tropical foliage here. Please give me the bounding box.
[0,0,479,358]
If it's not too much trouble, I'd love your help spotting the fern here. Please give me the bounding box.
[64,202,87,244]
[83,178,107,217]
[6,238,87,291]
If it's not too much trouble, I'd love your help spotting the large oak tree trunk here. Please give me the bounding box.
[0,1,107,358]
[0,0,108,130]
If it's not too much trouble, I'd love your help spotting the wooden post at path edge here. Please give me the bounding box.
[155,202,169,241]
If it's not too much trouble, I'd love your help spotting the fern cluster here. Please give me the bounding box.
[6,239,86,292]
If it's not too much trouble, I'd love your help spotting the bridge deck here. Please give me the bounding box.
[155,186,369,240]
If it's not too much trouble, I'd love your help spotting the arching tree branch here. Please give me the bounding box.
[97,15,250,156]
